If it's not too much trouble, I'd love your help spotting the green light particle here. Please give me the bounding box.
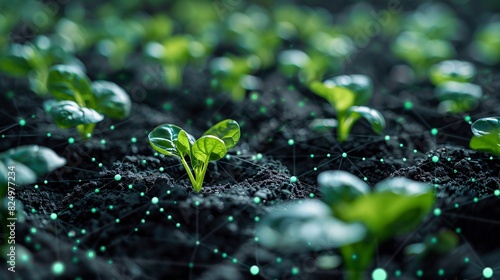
[98,163,103,168]
[413,149,417,154]
[434,208,441,216]
[250,265,260,275]
[431,128,438,136]
[309,193,315,198]
[432,156,439,163]
[110,125,115,130]
[115,219,120,223]
[44,180,48,184]
[251,93,259,101]
[253,197,261,204]
[416,269,423,277]
[228,216,234,222]
[232,258,238,264]
[159,167,164,172]
[114,174,122,181]
[464,116,471,122]
[256,153,263,161]
[364,177,368,182]
[395,270,401,277]
[151,197,159,204]
[50,213,57,220]
[291,267,299,275]
[483,267,493,278]
[19,119,26,126]
[194,200,200,207]
[101,139,106,145]
[494,190,500,196]
[94,188,100,193]
[47,132,51,137]
[88,251,95,258]
[254,216,260,222]
[438,269,444,276]
[131,137,137,143]
[206,98,214,106]
[404,101,413,110]
[31,228,37,234]
[214,249,219,253]
[34,185,39,189]
[254,236,259,242]
[91,208,97,213]
[342,152,347,158]
[456,228,461,234]
[288,139,294,146]
[128,184,133,189]
[68,137,75,144]
[222,253,227,258]
[465,257,469,263]
[176,223,180,228]
[310,154,314,158]
[380,158,384,163]
[167,215,172,220]
[384,135,390,141]
[290,176,298,183]
[473,197,478,203]
[100,246,106,252]
[372,268,387,280]
[52,261,65,275]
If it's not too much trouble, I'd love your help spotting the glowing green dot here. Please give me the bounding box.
[47,132,51,137]
[402,158,407,162]
[100,246,106,252]
[380,158,384,163]
[91,208,96,213]
[413,149,417,153]
[434,208,441,216]
[342,152,347,158]
[310,154,314,158]
[404,101,413,110]
[276,257,282,263]
[176,223,180,228]
[372,268,387,280]
[88,251,95,258]
[110,125,115,130]
[250,265,260,275]
[115,219,120,223]
[167,215,172,220]
[288,139,294,146]
[19,119,26,126]
[52,262,65,275]
[465,257,469,263]
[290,176,298,183]
[495,190,500,196]
[464,116,471,122]
[114,174,122,181]
[456,228,461,234]
[395,270,401,277]
[254,216,260,222]
[364,177,368,181]
[309,193,315,198]
[152,197,159,204]
[228,216,234,222]
[254,236,259,242]
[256,153,263,160]
[251,93,259,101]
[291,267,299,275]
[131,137,137,143]
[483,267,493,278]
[384,135,390,141]
[68,137,75,144]
[473,197,478,203]
[214,249,219,253]
[438,269,444,276]
[206,98,214,106]
[362,157,366,161]
[34,185,39,189]
[222,253,227,258]
[431,128,438,136]
[416,269,423,277]
[159,167,164,172]
[232,258,238,264]
[98,163,103,168]
[253,197,261,204]
[50,213,57,220]
[432,156,439,163]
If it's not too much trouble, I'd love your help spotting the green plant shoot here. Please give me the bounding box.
[469,117,500,156]
[148,119,240,192]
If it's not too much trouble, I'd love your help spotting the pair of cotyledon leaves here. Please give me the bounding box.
[258,171,435,251]
[470,117,500,156]
[44,65,131,130]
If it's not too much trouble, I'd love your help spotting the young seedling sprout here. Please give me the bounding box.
[258,170,435,280]
[469,116,500,156]
[309,74,385,142]
[435,81,483,113]
[148,119,240,192]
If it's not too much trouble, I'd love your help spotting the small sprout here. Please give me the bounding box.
[91,81,131,119]
[469,21,500,65]
[310,75,385,142]
[44,100,104,130]
[277,49,310,78]
[429,60,476,85]
[148,119,240,192]
[469,117,500,155]
[435,81,482,113]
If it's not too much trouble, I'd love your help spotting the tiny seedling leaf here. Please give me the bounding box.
[192,135,227,163]
[176,129,195,158]
[429,60,476,85]
[202,119,241,150]
[346,106,386,135]
[148,124,186,158]
[45,100,104,129]
[47,64,93,105]
[318,170,370,206]
[91,81,132,119]
[469,117,500,155]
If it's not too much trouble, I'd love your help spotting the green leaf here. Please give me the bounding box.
[339,178,435,240]
[346,106,386,134]
[176,129,195,158]
[0,44,35,77]
[44,100,104,129]
[0,145,66,187]
[192,135,227,163]
[202,119,241,150]
[324,74,373,106]
[91,81,131,119]
[309,81,355,115]
[47,64,93,106]
[257,200,366,251]
[435,81,482,113]
[469,117,500,155]
[318,170,370,206]
[429,60,476,85]
[148,124,185,158]
[277,49,310,76]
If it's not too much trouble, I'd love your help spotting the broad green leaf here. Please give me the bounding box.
[0,145,66,187]
[429,60,476,85]
[202,119,240,150]
[47,64,93,106]
[148,124,185,158]
[91,81,131,119]
[324,74,373,106]
[309,81,355,115]
[469,117,500,155]
[346,106,386,134]
[318,170,370,206]
[192,135,227,163]
[0,44,35,77]
[44,100,104,129]
[435,81,482,113]
[278,49,310,76]
[257,200,366,251]
[176,129,195,157]
[339,178,435,240]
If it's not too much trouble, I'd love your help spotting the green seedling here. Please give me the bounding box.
[309,75,385,142]
[210,55,262,102]
[469,116,500,156]
[404,3,460,40]
[0,146,66,245]
[148,119,240,192]
[435,81,482,113]
[45,64,131,138]
[470,21,500,65]
[429,60,477,85]
[392,31,455,77]
[258,171,435,280]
